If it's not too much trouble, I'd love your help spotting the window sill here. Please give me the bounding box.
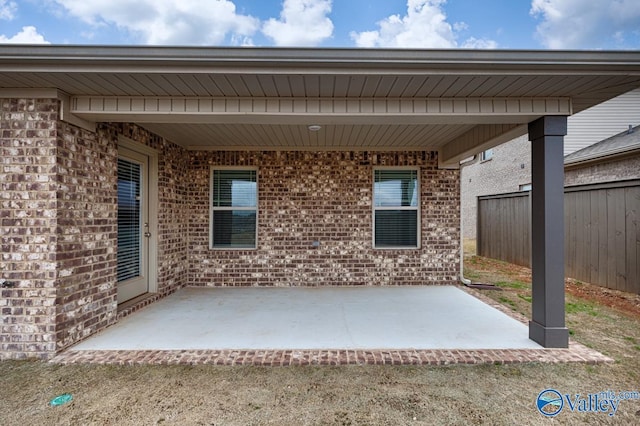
[209,246,258,251]
[374,246,421,250]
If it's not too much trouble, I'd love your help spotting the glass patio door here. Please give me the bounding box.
[117,148,150,303]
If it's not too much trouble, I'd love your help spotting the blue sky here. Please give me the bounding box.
[2,0,640,49]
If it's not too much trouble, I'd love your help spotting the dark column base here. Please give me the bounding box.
[529,320,569,348]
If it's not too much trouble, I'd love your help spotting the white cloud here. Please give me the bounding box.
[453,22,468,32]
[531,0,640,48]
[51,0,260,45]
[350,0,496,49]
[0,0,16,20]
[262,0,333,46]
[351,0,455,48]
[462,37,498,49]
[0,26,50,44]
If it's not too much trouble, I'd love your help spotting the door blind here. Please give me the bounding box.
[117,158,142,282]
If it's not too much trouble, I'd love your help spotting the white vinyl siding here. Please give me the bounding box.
[566,89,640,155]
[373,168,420,249]
[210,168,258,249]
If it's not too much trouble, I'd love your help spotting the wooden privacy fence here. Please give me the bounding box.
[477,179,640,295]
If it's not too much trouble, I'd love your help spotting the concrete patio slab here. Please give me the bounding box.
[72,286,541,351]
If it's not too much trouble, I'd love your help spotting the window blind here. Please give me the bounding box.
[373,169,419,248]
[117,158,142,282]
[211,169,257,249]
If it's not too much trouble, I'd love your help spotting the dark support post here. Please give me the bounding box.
[528,116,569,348]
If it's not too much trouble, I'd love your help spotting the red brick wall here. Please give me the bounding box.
[189,151,460,286]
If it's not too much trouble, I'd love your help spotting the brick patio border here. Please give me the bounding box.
[50,343,611,366]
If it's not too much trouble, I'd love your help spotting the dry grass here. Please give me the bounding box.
[463,238,477,256]
[2,250,640,425]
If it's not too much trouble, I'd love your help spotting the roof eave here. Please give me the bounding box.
[2,45,640,74]
[564,147,640,168]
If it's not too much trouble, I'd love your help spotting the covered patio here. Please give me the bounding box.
[2,46,640,360]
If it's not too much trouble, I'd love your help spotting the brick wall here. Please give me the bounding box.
[189,151,460,286]
[565,156,640,186]
[1,104,191,359]
[1,98,59,359]
[51,122,190,353]
[54,121,118,351]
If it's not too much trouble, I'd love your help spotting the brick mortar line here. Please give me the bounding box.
[50,346,612,366]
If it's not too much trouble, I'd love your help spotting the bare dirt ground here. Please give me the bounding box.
[463,240,640,319]
[2,246,640,425]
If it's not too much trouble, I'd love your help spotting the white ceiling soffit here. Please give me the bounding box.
[1,46,640,166]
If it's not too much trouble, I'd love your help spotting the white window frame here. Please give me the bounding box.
[209,166,258,250]
[372,167,421,250]
[520,183,532,191]
[481,148,494,162]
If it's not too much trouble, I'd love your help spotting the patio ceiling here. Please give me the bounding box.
[2,46,640,167]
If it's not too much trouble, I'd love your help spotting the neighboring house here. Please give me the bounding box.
[475,127,640,294]
[462,89,640,240]
[564,124,640,186]
[2,46,640,358]
[461,135,532,240]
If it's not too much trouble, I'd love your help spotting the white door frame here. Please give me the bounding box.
[117,136,159,301]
